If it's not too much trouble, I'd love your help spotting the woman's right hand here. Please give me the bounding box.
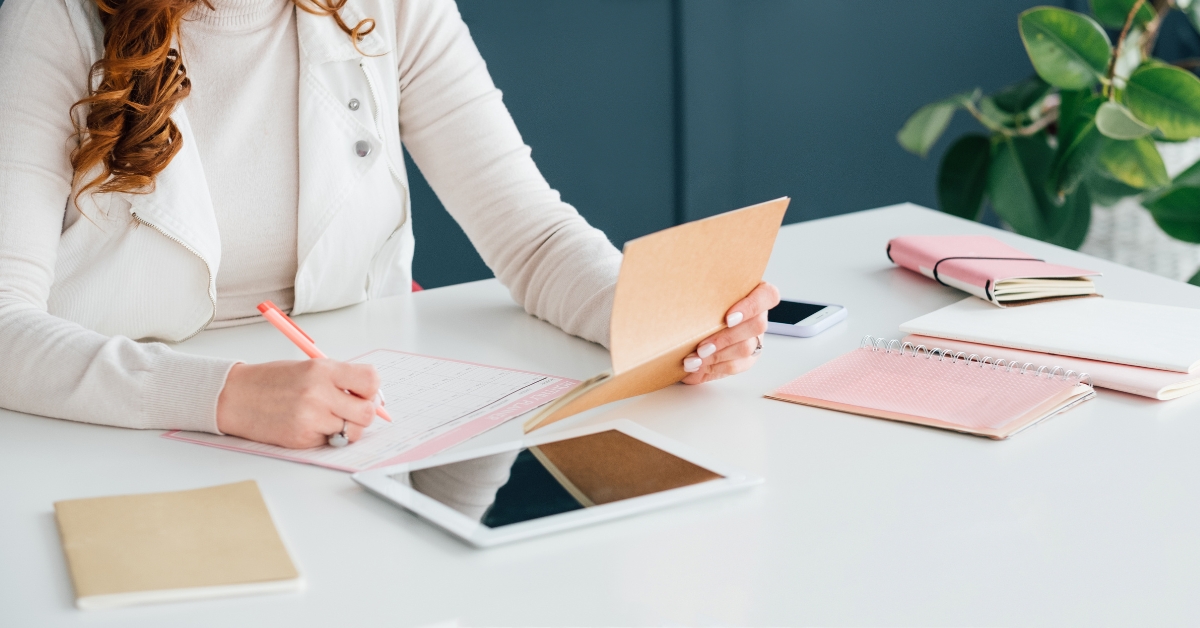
[216,359,382,449]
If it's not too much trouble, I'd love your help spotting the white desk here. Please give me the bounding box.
[6,204,1200,627]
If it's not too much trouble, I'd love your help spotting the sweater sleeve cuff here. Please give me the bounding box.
[141,351,238,434]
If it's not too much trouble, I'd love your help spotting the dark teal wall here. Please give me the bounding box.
[411,0,1066,287]
[679,1,1055,223]
[409,0,677,287]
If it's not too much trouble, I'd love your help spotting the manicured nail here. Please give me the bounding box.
[683,357,702,372]
[726,311,743,327]
[698,343,716,358]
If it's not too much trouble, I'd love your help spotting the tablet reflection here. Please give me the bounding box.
[402,430,724,528]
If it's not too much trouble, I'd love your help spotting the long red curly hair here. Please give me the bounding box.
[70,0,374,200]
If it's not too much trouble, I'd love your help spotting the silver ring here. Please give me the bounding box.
[327,420,349,448]
[751,335,763,356]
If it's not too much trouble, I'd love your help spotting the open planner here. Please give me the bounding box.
[166,351,578,472]
[766,337,1096,439]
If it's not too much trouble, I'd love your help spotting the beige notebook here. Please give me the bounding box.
[54,480,301,610]
[523,197,789,432]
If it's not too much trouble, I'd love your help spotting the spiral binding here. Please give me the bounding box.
[859,335,1093,387]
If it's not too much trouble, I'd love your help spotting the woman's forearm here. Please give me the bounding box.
[0,299,235,432]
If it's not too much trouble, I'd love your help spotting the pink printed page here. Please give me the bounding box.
[887,235,1097,295]
[164,350,579,472]
[767,347,1083,438]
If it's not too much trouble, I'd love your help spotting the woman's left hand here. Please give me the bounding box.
[681,281,781,384]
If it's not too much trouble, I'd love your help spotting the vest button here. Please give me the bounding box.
[348,98,360,111]
[355,140,371,157]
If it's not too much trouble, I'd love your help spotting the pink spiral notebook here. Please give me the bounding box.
[766,338,1096,439]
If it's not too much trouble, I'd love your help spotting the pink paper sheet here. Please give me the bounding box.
[767,346,1091,439]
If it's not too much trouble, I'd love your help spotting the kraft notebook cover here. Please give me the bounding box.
[900,296,1200,373]
[766,338,1096,439]
[903,334,1200,400]
[887,235,1099,306]
[523,197,789,432]
[529,430,722,506]
[54,480,300,610]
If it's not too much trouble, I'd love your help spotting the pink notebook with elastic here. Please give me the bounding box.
[887,235,1100,307]
[766,338,1096,439]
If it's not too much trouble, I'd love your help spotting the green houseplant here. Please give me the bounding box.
[898,0,1200,281]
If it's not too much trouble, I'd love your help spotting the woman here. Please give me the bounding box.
[0,0,778,449]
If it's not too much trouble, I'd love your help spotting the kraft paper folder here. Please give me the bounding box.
[54,480,301,610]
[887,235,1099,306]
[523,197,790,432]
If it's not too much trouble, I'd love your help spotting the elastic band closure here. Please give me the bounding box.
[929,256,1044,288]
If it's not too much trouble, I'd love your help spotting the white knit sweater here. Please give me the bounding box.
[0,0,622,433]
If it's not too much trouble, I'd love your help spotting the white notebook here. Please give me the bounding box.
[900,297,1200,373]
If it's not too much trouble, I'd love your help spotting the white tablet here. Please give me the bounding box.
[352,420,762,547]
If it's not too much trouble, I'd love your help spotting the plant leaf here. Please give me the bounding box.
[1189,266,1200,286]
[1095,100,1156,139]
[1056,89,1090,142]
[1124,64,1200,140]
[988,133,1092,249]
[1146,187,1200,243]
[979,97,1018,129]
[1173,158,1200,188]
[937,134,992,220]
[1046,184,1093,250]
[1097,137,1170,189]
[1089,0,1156,29]
[1049,94,1106,197]
[992,75,1053,115]
[897,91,976,158]
[988,134,1055,240]
[1086,169,1143,206]
[1019,7,1112,90]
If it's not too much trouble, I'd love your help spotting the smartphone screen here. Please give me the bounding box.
[767,300,827,325]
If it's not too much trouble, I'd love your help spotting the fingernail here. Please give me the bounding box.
[698,343,716,358]
[726,311,743,327]
[683,357,702,372]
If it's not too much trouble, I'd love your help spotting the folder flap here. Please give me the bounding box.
[524,334,702,432]
[610,197,789,374]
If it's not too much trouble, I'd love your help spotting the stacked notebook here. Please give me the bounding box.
[887,235,1100,306]
[898,296,1200,400]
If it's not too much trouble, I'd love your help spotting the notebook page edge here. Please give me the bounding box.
[76,576,304,610]
[899,297,1200,373]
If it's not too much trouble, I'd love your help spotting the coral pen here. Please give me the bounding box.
[256,301,392,423]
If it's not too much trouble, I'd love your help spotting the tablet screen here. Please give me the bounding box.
[394,430,724,528]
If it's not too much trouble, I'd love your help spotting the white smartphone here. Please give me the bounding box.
[766,299,847,337]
